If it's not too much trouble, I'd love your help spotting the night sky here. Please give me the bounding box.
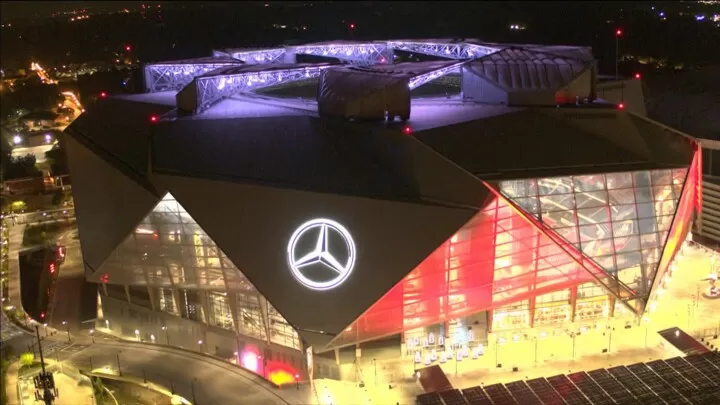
[1,1,152,20]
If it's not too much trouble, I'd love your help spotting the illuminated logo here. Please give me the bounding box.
[287,218,356,291]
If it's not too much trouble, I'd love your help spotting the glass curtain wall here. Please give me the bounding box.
[500,168,687,299]
[331,194,597,347]
[98,193,300,350]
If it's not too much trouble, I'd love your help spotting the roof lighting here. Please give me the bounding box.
[402,125,413,135]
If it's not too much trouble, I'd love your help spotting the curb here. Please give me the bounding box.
[92,340,292,405]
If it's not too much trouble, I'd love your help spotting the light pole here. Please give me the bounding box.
[134,329,140,341]
[198,340,203,352]
[105,319,110,330]
[162,325,170,345]
[62,321,70,342]
[89,329,95,343]
[615,29,623,80]
[116,352,122,376]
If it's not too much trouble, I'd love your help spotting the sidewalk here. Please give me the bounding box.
[5,358,94,405]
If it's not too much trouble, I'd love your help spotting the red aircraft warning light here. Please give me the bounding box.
[125,44,132,52]
[349,23,356,30]
[402,125,413,135]
[150,115,159,123]
[40,312,46,319]
[634,73,641,79]
[618,103,625,110]
[615,29,623,37]
[99,91,108,98]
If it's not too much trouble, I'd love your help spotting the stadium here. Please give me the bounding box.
[62,38,710,396]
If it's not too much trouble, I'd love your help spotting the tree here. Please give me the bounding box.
[45,146,69,176]
[51,191,64,206]
[1,154,42,180]
[19,352,35,367]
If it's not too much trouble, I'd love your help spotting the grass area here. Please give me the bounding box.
[17,362,42,377]
[97,379,172,405]
[21,220,75,247]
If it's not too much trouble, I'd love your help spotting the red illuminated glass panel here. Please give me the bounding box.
[330,193,597,347]
[653,150,699,292]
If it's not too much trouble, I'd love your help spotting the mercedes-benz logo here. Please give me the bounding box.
[287,218,356,291]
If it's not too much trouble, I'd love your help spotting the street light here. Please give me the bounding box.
[62,321,70,342]
[134,329,140,341]
[615,28,623,80]
[89,328,95,343]
[198,339,203,352]
[161,325,170,345]
[105,319,110,330]
[150,334,155,343]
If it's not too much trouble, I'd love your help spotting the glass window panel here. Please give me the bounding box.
[641,248,660,264]
[537,177,574,195]
[650,170,673,186]
[658,200,676,217]
[582,238,614,257]
[579,223,612,242]
[640,233,659,249]
[657,216,674,232]
[616,252,642,269]
[577,206,610,225]
[500,179,537,198]
[653,185,673,201]
[593,255,616,271]
[672,168,688,184]
[573,175,606,192]
[539,193,575,212]
[606,172,633,189]
[612,219,638,237]
[575,191,608,208]
[611,204,637,221]
[633,171,651,187]
[615,235,640,253]
[608,189,637,205]
[550,226,579,245]
[513,197,540,215]
[638,218,657,234]
[635,202,656,219]
[633,188,653,203]
[672,184,685,199]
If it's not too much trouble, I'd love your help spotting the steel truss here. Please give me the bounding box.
[290,43,394,65]
[408,61,466,90]
[227,48,286,64]
[144,63,243,92]
[387,40,499,60]
[192,65,332,113]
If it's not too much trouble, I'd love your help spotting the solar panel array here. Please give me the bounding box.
[415,352,720,405]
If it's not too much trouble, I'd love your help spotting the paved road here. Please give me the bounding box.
[62,342,306,405]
